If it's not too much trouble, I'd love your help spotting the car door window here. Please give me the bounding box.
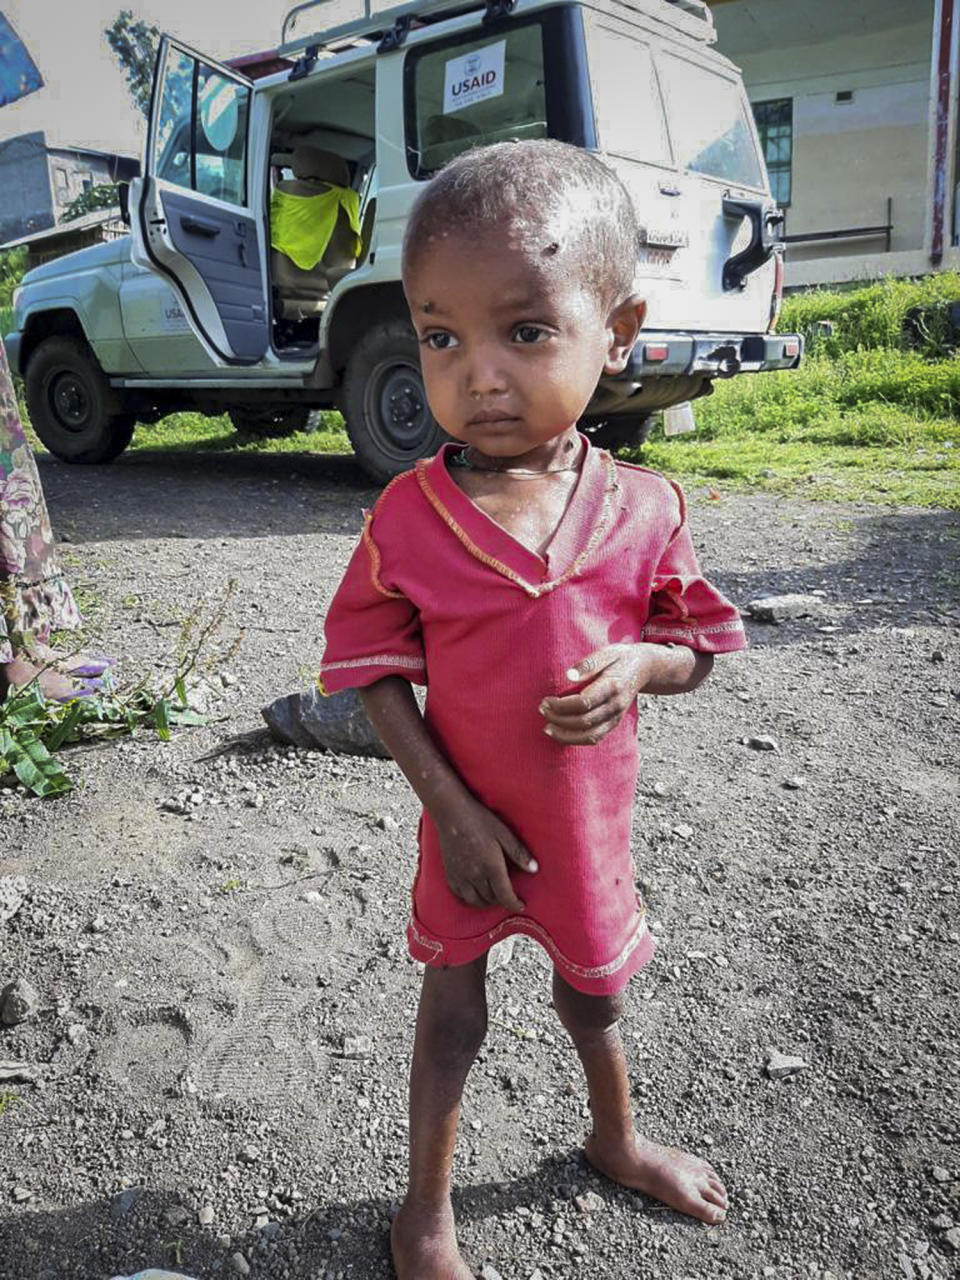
[153,43,251,206]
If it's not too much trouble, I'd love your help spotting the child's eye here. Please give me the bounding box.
[513,325,550,345]
[422,331,459,350]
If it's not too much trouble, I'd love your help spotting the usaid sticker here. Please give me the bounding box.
[443,41,506,114]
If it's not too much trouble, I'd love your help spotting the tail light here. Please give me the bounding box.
[768,250,784,332]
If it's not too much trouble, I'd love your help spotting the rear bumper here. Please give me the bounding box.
[619,331,804,380]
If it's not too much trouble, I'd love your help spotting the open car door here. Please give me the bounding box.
[131,36,268,364]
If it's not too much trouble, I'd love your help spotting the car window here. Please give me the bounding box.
[153,44,250,206]
[406,22,547,177]
[588,26,671,167]
[656,53,764,189]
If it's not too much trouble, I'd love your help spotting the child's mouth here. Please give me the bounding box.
[465,411,520,427]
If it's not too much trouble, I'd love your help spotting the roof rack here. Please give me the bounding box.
[279,0,494,57]
[663,0,710,16]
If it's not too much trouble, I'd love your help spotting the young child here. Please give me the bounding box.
[320,139,747,1279]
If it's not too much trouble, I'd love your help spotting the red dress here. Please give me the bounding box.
[320,440,746,995]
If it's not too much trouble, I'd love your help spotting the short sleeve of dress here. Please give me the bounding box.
[641,484,747,654]
[319,509,426,693]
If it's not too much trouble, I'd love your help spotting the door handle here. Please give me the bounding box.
[238,241,248,268]
[180,214,221,237]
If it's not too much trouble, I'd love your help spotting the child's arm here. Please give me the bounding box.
[360,677,537,911]
[539,642,713,746]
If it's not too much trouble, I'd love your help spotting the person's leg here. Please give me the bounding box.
[552,970,728,1225]
[391,954,488,1280]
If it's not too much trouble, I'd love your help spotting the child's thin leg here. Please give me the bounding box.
[552,970,728,1225]
[391,955,488,1280]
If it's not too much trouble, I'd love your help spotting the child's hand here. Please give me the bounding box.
[434,795,538,912]
[539,643,658,745]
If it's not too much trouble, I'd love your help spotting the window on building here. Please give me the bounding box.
[752,98,792,206]
[55,165,69,197]
[81,173,93,193]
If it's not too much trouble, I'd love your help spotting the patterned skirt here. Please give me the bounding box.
[0,341,81,662]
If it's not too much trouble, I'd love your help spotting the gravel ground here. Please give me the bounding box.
[1,448,958,1280]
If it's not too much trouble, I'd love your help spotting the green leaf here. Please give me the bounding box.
[154,698,171,742]
[0,726,72,798]
[174,676,187,707]
[45,702,85,751]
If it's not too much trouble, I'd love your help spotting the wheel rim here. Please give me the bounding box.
[49,371,92,433]
[363,357,434,462]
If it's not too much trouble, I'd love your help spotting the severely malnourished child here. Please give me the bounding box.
[321,138,747,1279]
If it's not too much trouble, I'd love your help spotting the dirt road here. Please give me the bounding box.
[1,448,958,1280]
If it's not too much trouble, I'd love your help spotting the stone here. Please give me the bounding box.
[944,1228,960,1252]
[783,776,806,790]
[299,890,323,905]
[342,1034,373,1059]
[487,935,516,973]
[745,593,826,623]
[672,823,695,840]
[230,1252,251,1276]
[0,978,39,1027]
[932,1214,954,1230]
[932,1166,951,1182]
[165,1204,191,1227]
[239,1144,260,1163]
[0,876,27,926]
[374,813,400,833]
[11,1186,31,1202]
[744,735,779,752]
[574,1191,605,1213]
[109,1187,144,1219]
[262,687,389,758]
[199,1203,215,1226]
[765,1050,808,1079]
[480,1266,504,1280]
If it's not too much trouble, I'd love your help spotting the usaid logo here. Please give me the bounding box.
[443,40,506,113]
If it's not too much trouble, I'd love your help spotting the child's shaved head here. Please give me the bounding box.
[402,139,639,309]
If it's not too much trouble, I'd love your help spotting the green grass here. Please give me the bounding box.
[127,409,349,456]
[624,349,960,508]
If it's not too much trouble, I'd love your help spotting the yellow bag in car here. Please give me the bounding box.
[269,186,362,271]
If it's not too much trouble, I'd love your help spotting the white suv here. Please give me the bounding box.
[5,0,802,482]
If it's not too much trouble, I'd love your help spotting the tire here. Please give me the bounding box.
[24,337,134,464]
[340,318,447,483]
[582,414,654,452]
[228,405,312,437]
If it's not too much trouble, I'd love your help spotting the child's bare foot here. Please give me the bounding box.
[390,1200,474,1280]
[0,657,97,703]
[584,1131,728,1224]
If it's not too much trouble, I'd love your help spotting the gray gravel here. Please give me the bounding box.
[1,448,958,1280]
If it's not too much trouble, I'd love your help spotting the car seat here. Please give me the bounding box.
[271,144,359,320]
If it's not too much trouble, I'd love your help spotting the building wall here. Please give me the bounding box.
[727,14,933,263]
[47,149,123,221]
[0,131,53,245]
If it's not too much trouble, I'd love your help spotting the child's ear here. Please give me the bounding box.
[604,296,646,375]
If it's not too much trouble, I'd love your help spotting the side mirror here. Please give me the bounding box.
[117,181,131,227]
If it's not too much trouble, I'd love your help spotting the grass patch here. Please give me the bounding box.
[128,410,348,456]
[624,351,960,508]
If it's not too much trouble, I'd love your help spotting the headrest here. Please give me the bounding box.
[291,144,350,187]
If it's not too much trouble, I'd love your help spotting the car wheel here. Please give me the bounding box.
[24,336,134,464]
[581,414,654,452]
[341,318,447,483]
[228,405,312,437]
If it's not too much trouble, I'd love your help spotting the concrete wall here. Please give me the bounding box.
[0,131,54,245]
[711,2,935,280]
[734,17,933,260]
[46,149,125,221]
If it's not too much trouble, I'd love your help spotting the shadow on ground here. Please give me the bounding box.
[0,1155,700,1280]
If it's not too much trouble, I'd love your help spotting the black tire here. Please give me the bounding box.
[340,318,447,483]
[228,405,312,437]
[582,414,654,452]
[24,336,134,464]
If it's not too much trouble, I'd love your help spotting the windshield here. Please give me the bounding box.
[657,53,765,189]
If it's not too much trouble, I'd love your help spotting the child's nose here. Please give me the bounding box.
[466,345,508,397]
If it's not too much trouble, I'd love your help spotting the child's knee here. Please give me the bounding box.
[553,972,624,1034]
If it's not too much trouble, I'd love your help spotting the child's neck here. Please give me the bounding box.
[464,428,582,476]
